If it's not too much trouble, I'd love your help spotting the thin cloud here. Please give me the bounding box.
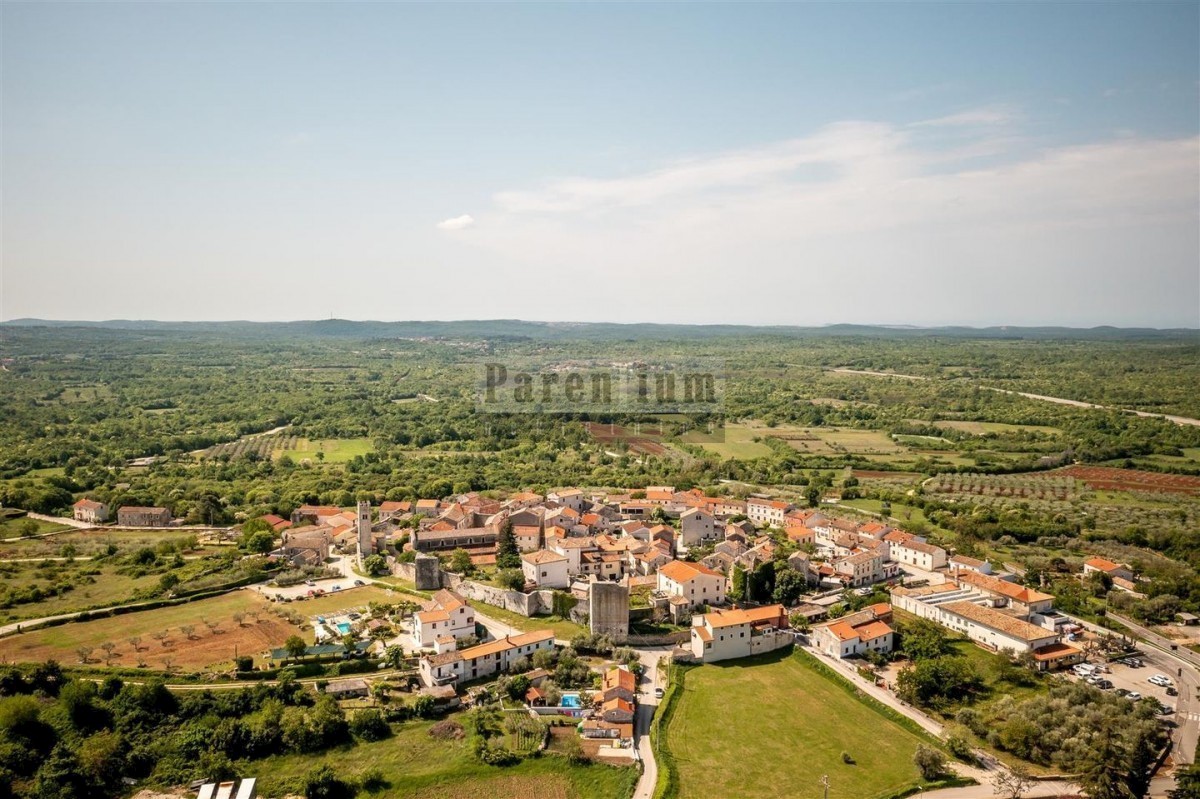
[437,214,476,231]
[909,106,1018,128]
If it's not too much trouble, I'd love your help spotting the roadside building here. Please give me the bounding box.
[72,499,109,524]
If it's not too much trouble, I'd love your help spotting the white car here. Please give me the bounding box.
[1148,674,1172,687]
[1127,691,1142,701]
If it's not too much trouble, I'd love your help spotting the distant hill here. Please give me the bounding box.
[1,318,1195,342]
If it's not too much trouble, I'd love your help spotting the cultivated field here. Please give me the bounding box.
[663,650,943,799]
[249,716,637,799]
[932,420,1062,436]
[926,472,1078,502]
[0,584,399,669]
[585,422,668,456]
[1056,465,1200,495]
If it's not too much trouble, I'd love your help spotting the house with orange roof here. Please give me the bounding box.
[259,513,292,532]
[412,589,476,649]
[419,629,555,686]
[689,604,790,662]
[72,498,109,524]
[600,666,637,704]
[811,605,895,659]
[549,535,598,574]
[1082,556,1134,583]
[658,560,726,609]
[378,500,412,521]
[956,571,1055,616]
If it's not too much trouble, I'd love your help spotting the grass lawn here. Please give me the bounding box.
[278,437,374,463]
[289,584,406,615]
[0,561,163,623]
[664,650,947,799]
[0,516,74,540]
[471,601,586,641]
[248,716,638,799]
[680,423,774,460]
[0,528,223,559]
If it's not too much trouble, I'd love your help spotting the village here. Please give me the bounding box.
[61,483,1196,799]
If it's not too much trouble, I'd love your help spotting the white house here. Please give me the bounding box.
[745,498,792,527]
[834,550,883,587]
[811,604,895,660]
[890,583,1061,655]
[420,630,555,686]
[72,499,109,524]
[548,536,597,574]
[522,549,570,589]
[657,560,725,609]
[689,604,790,663]
[889,539,947,571]
[412,590,476,649]
[547,488,585,512]
[679,507,718,549]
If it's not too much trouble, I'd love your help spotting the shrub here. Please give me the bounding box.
[349,708,391,742]
[840,751,855,764]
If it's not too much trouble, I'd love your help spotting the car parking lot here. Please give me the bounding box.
[1068,657,1180,714]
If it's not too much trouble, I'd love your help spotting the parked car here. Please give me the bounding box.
[331,585,342,592]
[1096,679,1113,689]
[1148,674,1172,687]
[353,579,365,586]
[1166,686,1179,697]
[1123,657,1143,668]
[305,580,316,587]
[1126,691,1142,701]
[1115,688,1130,697]
[654,687,665,699]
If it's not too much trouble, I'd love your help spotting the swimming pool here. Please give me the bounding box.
[336,622,352,634]
[561,694,581,708]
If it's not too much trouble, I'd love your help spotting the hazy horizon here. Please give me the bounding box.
[3,3,1198,327]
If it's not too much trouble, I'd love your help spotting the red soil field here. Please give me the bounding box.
[1056,465,1200,495]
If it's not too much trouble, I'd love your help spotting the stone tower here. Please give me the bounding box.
[357,500,373,559]
[589,581,629,643]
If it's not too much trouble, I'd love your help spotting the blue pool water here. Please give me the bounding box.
[561,694,581,708]
[336,622,352,634]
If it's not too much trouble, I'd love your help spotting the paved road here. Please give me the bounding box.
[1064,611,1200,770]
[631,646,672,799]
[25,512,94,530]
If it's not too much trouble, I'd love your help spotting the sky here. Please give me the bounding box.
[2,2,1198,328]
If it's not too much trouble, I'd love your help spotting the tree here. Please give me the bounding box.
[912,744,946,780]
[411,693,436,719]
[99,642,118,665]
[449,548,473,575]
[128,636,142,651]
[241,530,276,555]
[992,765,1035,799]
[1169,763,1200,799]
[285,635,308,660]
[362,554,387,576]
[75,646,93,664]
[151,631,168,647]
[1077,726,1137,799]
[496,568,525,591]
[232,612,246,627]
[900,618,951,661]
[180,624,196,640]
[349,708,390,741]
[303,764,354,799]
[496,519,520,569]
[772,567,807,606]
[383,644,405,669]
